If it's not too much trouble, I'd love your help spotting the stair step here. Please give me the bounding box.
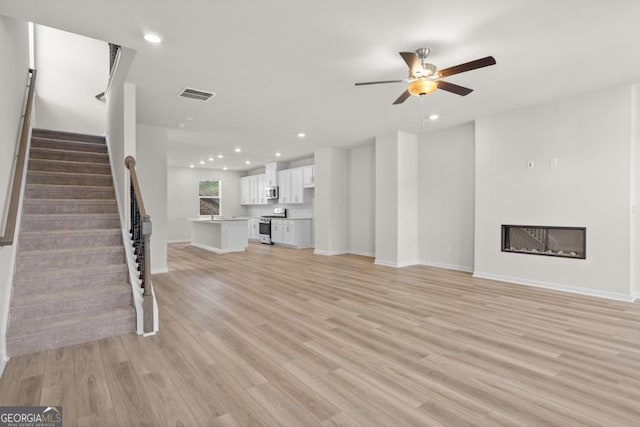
[15,245,125,273]
[21,213,120,232]
[27,171,113,186]
[25,184,114,200]
[6,306,135,357]
[31,137,108,153]
[9,283,132,322]
[28,158,112,174]
[30,147,109,164]
[19,228,122,251]
[32,128,105,144]
[12,263,129,295]
[22,199,118,215]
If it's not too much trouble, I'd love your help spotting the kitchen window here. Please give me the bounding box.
[199,179,221,216]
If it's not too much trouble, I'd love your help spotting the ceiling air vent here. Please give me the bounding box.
[179,87,215,102]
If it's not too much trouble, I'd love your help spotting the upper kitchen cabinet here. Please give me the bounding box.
[302,165,315,188]
[265,162,284,187]
[241,174,267,205]
[278,169,291,204]
[278,167,307,204]
[240,176,250,205]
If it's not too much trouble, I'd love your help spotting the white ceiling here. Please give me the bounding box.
[2,0,640,171]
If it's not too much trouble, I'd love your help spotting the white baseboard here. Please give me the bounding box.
[374,259,420,268]
[473,271,636,302]
[0,352,8,379]
[418,260,473,273]
[314,249,348,256]
[349,250,375,258]
[167,239,190,244]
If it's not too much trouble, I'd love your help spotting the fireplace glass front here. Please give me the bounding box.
[501,225,586,259]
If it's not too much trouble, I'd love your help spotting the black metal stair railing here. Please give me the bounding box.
[125,156,154,333]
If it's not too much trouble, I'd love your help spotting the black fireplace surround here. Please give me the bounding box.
[501,225,586,259]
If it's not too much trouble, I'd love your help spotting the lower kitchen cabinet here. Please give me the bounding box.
[271,219,312,248]
[248,218,259,240]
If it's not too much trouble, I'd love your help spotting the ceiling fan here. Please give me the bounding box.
[355,48,496,104]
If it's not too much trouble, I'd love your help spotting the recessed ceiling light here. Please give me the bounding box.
[208,157,214,162]
[234,147,241,153]
[199,160,205,165]
[144,33,162,44]
[245,160,251,165]
[223,167,228,171]
[429,114,439,120]
[275,152,281,157]
[217,154,223,159]
[177,122,185,128]
[297,132,306,138]
[189,164,194,168]
[185,117,193,121]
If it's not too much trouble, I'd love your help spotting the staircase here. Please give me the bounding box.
[6,129,136,356]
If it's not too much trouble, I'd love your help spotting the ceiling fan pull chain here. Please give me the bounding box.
[420,95,425,129]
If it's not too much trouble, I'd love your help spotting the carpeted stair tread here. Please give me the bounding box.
[32,128,106,144]
[28,158,112,174]
[11,283,131,309]
[31,137,108,153]
[27,171,113,186]
[30,147,109,163]
[25,184,115,200]
[20,228,121,239]
[15,245,125,273]
[12,264,129,295]
[22,199,118,215]
[6,307,136,356]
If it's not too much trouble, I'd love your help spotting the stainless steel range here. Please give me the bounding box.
[259,207,286,244]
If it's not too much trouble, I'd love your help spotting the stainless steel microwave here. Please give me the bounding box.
[265,186,279,199]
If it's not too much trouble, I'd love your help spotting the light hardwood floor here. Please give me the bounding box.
[1,242,640,426]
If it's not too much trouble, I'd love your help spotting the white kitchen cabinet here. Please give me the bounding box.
[265,162,284,187]
[249,175,258,205]
[279,219,312,248]
[240,176,251,205]
[278,169,291,204]
[302,165,315,188]
[256,174,266,204]
[290,167,304,203]
[248,218,259,240]
[271,219,284,243]
[278,168,305,204]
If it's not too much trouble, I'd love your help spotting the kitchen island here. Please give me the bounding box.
[189,218,249,253]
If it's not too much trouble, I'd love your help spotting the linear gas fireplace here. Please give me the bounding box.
[501,225,586,259]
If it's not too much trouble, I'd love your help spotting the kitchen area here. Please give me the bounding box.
[242,161,315,248]
[167,157,315,253]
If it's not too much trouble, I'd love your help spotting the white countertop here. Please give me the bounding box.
[188,217,249,223]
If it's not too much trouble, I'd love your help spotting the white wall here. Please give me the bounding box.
[418,123,475,271]
[349,143,375,257]
[167,167,244,242]
[136,124,168,273]
[374,133,398,264]
[634,84,640,298]
[314,147,349,255]
[397,132,419,265]
[34,25,108,134]
[105,48,136,223]
[0,14,29,370]
[475,86,634,299]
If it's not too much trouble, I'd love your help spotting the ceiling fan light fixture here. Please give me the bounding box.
[408,79,437,96]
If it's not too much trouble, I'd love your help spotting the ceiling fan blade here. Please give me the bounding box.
[399,51,421,76]
[438,56,496,78]
[392,89,411,105]
[437,80,474,96]
[355,80,404,86]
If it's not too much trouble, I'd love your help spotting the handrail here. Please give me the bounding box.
[124,155,154,333]
[0,69,36,247]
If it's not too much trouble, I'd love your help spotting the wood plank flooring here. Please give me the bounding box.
[1,242,640,426]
